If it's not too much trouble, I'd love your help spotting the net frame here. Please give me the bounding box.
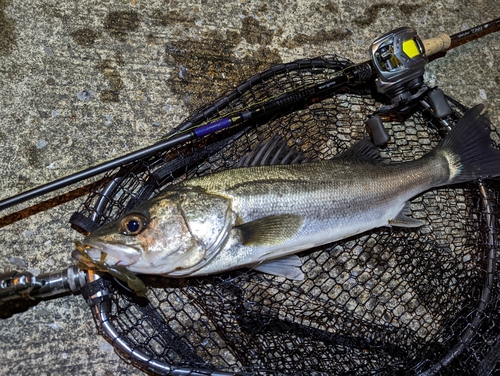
[73,55,500,375]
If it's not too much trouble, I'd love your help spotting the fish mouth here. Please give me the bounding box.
[73,239,143,269]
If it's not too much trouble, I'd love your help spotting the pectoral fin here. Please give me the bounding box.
[389,202,426,228]
[236,214,303,246]
[252,255,304,280]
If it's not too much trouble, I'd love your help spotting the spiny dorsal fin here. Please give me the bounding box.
[234,136,309,168]
[235,214,304,246]
[334,139,385,164]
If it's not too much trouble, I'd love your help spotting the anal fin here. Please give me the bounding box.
[389,202,426,228]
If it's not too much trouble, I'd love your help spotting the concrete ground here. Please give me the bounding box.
[0,0,499,375]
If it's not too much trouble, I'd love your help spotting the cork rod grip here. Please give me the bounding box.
[423,33,452,56]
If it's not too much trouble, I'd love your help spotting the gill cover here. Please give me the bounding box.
[147,187,233,276]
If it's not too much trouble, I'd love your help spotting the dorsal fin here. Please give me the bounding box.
[234,136,309,168]
[333,139,385,164]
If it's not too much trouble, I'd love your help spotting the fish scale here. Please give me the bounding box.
[181,154,448,277]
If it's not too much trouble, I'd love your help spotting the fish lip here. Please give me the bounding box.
[78,238,143,267]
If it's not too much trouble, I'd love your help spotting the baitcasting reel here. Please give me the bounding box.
[366,27,453,145]
[370,26,451,113]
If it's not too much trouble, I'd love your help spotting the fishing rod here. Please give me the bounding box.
[1,19,498,300]
[2,17,500,376]
[0,18,498,213]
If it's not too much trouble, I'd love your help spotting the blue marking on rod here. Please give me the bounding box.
[193,117,233,138]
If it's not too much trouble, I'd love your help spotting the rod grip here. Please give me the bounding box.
[423,33,451,56]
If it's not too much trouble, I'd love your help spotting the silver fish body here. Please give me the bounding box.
[176,154,443,278]
[75,105,500,280]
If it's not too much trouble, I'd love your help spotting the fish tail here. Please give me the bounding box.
[437,104,500,185]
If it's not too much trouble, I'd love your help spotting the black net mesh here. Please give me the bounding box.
[74,55,500,375]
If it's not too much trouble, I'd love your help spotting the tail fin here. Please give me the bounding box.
[439,104,500,184]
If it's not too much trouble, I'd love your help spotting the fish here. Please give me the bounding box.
[73,104,500,288]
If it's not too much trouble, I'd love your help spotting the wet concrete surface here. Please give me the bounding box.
[0,0,499,375]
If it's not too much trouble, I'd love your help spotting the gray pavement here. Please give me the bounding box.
[0,0,499,375]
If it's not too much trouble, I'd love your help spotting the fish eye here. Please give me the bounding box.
[127,219,140,233]
[120,213,148,236]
